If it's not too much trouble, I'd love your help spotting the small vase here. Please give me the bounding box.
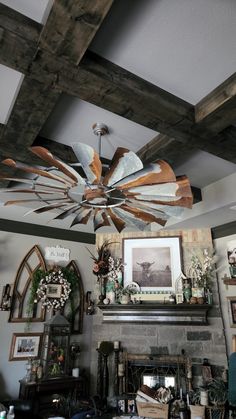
[183,285,192,303]
[106,290,116,304]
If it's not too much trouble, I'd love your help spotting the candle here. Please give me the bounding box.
[114,341,120,349]
[186,394,190,406]
[180,388,183,399]
[200,390,208,406]
[118,363,124,377]
[97,341,101,349]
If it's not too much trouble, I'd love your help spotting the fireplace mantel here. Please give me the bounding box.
[97,303,211,325]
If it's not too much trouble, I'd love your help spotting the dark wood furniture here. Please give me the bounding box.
[19,376,86,417]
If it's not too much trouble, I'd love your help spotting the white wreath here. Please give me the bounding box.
[36,269,71,311]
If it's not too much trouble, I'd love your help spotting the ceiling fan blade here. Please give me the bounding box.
[93,209,111,231]
[27,201,71,215]
[1,188,65,195]
[124,182,179,197]
[176,175,193,198]
[53,204,80,220]
[31,146,85,185]
[121,204,167,226]
[112,160,176,189]
[2,159,72,186]
[4,197,69,206]
[72,143,102,184]
[0,175,67,190]
[113,207,149,231]
[125,193,192,207]
[103,148,143,187]
[70,207,93,227]
[127,199,184,218]
[23,201,72,216]
[106,208,126,232]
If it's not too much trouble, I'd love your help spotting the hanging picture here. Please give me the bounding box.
[123,237,182,292]
[9,333,42,361]
[227,240,236,278]
[227,297,236,327]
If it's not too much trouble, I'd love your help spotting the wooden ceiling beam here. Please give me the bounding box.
[0,3,41,42]
[137,133,196,166]
[0,77,61,160]
[39,0,113,65]
[195,72,236,134]
[0,1,114,164]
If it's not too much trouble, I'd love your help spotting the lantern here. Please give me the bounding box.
[40,312,70,379]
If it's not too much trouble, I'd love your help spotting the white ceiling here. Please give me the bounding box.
[0,0,53,24]
[0,0,235,233]
[0,65,24,124]
[91,0,236,104]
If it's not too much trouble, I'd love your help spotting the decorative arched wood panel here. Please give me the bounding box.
[9,246,84,333]
[63,260,84,334]
[9,245,46,322]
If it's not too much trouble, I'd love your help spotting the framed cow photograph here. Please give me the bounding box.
[122,237,182,292]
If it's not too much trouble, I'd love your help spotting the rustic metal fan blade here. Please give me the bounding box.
[175,175,193,198]
[106,208,126,232]
[93,209,111,231]
[1,188,66,195]
[26,201,72,215]
[4,197,68,206]
[127,199,184,218]
[121,204,167,226]
[124,182,182,197]
[112,160,176,189]
[53,204,80,220]
[31,146,85,185]
[2,159,72,186]
[0,176,67,190]
[103,148,143,187]
[70,207,93,227]
[125,194,193,209]
[113,207,149,231]
[72,143,102,184]
[23,201,72,216]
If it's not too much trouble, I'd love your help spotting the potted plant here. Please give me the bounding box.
[117,286,136,304]
[207,379,227,406]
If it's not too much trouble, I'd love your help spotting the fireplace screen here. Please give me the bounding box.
[124,353,191,397]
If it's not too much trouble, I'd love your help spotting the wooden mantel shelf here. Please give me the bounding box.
[223,277,236,285]
[97,303,211,325]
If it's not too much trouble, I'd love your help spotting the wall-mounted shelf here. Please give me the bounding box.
[97,303,211,325]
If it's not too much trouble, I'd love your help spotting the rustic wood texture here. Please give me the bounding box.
[0,77,61,160]
[9,245,46,323]
[0,3,41,73]
[137,133,196,166]
[39,0,113,64]
[0,1,114,181]
[195,72,236,133]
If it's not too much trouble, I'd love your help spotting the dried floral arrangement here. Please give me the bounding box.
[189,248,216,290]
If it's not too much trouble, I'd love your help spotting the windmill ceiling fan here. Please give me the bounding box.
[0,123,193,232]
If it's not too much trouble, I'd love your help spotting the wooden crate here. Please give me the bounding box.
[136,401,169,419]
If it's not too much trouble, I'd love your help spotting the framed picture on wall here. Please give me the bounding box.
[122,236,182,292]
[227,297,236,327]
[9,333,42,361]
[46,283,62,298]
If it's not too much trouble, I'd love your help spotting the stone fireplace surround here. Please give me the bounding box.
[90,228,228,397]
